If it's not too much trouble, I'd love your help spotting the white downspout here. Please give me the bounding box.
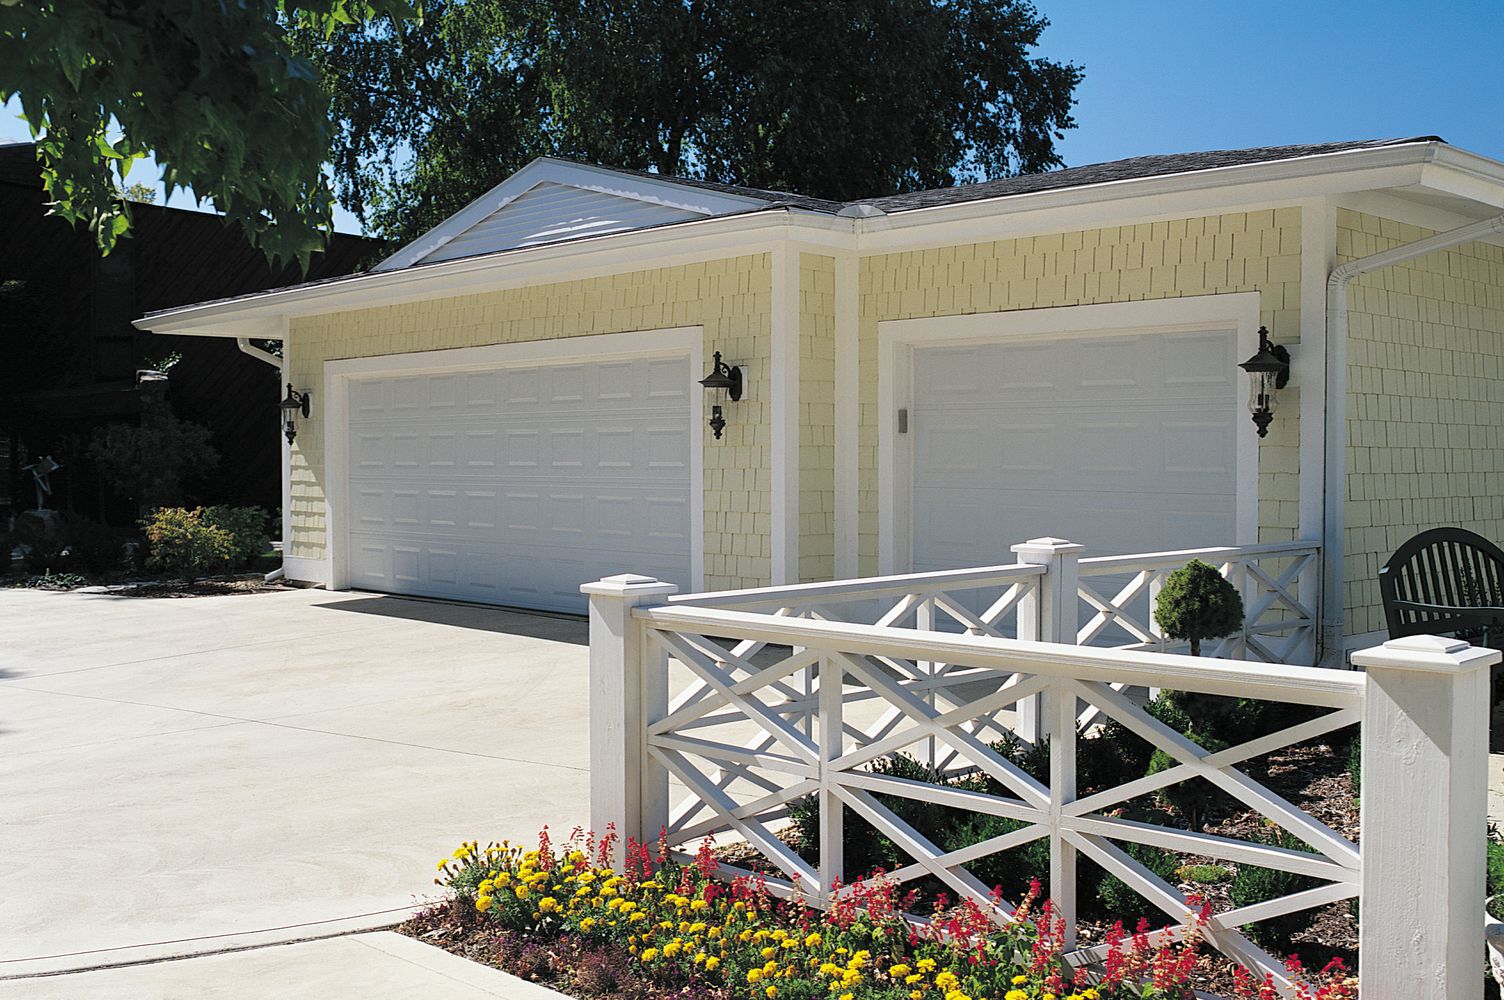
[1321,213,1504,664]
[237,338,288,584]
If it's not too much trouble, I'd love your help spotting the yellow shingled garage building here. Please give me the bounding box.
[138,138,1504,663]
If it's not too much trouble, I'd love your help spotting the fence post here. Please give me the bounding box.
[1350,634,1499,1000]
[1012,537,1084,742]
[582,573,679,850]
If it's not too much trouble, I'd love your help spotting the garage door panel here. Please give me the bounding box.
[912,331,1239,567]
[345,354,692,612]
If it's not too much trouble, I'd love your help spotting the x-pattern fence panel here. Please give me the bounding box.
[636,604,1364,991]
[1076,542,1321,665]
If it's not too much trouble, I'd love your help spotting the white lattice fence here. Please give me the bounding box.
[587,573,1497,1000]
[1076,541,1321,665]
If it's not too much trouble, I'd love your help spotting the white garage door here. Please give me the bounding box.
[345,355,693,612]
[910,329,1241,572]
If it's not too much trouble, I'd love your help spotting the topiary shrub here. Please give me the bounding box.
[1154,559,1244,657]
[142,507,237,582]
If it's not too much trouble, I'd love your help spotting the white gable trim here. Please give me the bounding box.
[374,158,771,272]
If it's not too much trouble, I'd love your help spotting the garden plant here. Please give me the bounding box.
[419,827,1358,1000]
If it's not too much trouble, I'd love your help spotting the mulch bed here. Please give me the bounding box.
[112,576,290,598]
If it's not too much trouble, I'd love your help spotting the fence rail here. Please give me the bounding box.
[587,544,1499,999]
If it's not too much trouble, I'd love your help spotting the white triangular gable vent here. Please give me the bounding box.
[375,159,770,271]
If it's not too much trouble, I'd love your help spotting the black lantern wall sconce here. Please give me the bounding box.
[280,383,312,444]
[1238,326,1291,438]
[698,351,743,440]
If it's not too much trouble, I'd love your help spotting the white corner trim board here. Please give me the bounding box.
[320,326,706,600]
[877,293,1263,575]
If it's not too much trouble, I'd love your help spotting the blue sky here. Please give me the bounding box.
[4,1,1501,236]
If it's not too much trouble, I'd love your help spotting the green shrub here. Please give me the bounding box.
[1488,828,1504,921]
[142,507,237,581]
[1177,863,1230,885]
[1229,826,1318,949]
[1093,841,1181,924]
[202,506,270,568]
[88,394,219,511]
[1147,738,1229,829]
[1154,559,1244,658]
[5,513,128,576]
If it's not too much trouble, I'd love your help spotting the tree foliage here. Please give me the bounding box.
[0,0,417,266]
[1153,559,1245,657]
[298,0,1083,245]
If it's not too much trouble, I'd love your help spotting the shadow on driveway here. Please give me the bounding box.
[313,593,588,645]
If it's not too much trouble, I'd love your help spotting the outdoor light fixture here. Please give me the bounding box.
[280,383,311,444]
[698,351,743,440]
[1238,326,1291,439]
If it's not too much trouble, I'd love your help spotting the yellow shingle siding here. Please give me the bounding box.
[856,210,1305,574]
[286,253,774,591]
[799,254,837,582]
[1339,209,1504,636]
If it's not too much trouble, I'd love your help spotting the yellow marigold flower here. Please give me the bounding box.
[705,956,720,972]
[689,921,707,934]
[1082,992,1099,1000]
[747,969,764,984]
[1005,991,1028,1000]
[629,912,646,922]
[839,994,853,1000]
[936,972,960,991]
[910,993,922,1000]
[765,988,778,998]
[580,917,595,932]
[538,897,558,913]
[494,873,511,886]
[691,898,709,911]
[916,958,935,973]
[890,964,911,978]
[762,947,778,960]
[1012,976,1028,986]
[640,948,659,962]
[804,932,823,948]
[474,895,494,913]
[513,885,530,900]
[436,860,448,870]
[906,974,923,985]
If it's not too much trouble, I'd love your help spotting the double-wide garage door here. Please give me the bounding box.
[910,329,1242,571]
[346,355,693,613]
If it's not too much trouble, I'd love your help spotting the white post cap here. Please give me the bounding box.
[580,574,680,599]
[1011,537,1085,558]
[1349,634,1502,674]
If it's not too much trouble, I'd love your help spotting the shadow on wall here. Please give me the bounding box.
[313,594,589,645]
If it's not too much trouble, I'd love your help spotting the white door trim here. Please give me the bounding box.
[877,293,1263,573]
[322,326,705,596]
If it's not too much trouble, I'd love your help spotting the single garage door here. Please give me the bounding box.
[910,329,1241,572]
[346,354,693,612]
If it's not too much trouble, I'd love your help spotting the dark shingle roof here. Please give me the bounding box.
[845,137,1445,214]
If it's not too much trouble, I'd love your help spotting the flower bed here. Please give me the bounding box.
[406,828,1357,1000]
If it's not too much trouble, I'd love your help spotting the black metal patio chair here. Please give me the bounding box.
[1379,527,1504,650]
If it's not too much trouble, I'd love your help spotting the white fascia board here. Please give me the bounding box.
[137,209,855,339]
[373,157,772,272]
[858,148,1444,252]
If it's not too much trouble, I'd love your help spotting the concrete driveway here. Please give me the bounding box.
[0,586,590,978]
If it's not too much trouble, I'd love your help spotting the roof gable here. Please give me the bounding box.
[373,158,773,271]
